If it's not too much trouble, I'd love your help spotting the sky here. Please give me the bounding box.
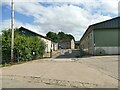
[1,0,119,41]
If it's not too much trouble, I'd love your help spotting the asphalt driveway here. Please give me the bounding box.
[1,55,119,88]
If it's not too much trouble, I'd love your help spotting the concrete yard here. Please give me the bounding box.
[1,55,119,88]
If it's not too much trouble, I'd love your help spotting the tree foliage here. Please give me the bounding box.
[2,28,46,64]
[46,32,59,42]
[46,31,75,42]
[0,34,2,63]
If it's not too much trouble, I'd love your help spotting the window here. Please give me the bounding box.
[22,30,25,36]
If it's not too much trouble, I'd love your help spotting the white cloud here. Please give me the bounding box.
[76,0,119,15]
[1,19,45,35]
[98,0,119,15]
[2,0,118,40]
[1,19,22,29]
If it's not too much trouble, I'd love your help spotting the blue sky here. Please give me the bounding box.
[2,4,34,24]
[1,0,119,40]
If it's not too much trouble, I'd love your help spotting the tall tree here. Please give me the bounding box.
[46,32,59,42]
[46,31,75,42]
[67,34,75,41]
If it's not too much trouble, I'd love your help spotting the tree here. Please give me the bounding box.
[46,31,75,42]
[67,34,75,41]
[58,32,75,41]
[58,32,66,41]
[46,32,59,42]
[2,29,11,63]
[0,34,2,64]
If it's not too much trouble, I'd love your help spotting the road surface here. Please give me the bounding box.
[1,55,118,88]
[56,49,80,58]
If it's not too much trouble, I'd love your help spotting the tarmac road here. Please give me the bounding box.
[1,55,118,88]
[56,49,80,58]
[76,55,118,80]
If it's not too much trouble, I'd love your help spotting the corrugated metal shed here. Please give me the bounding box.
[80,17,120,43]
[92,17,119,29]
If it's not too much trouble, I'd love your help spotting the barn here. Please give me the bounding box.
[80,17,120,55]
[19,27,58,54]
[58,39,75,49]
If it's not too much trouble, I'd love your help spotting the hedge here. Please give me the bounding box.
[2,28,46,64]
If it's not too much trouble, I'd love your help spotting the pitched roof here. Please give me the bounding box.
[59,39,74,43]
[19,26,53,41]
[80,17,120,43]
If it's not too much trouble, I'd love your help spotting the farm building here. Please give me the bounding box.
[75,41,80,49]
[19,27,58,54]
[80,17,120,55]
[59,39,75,49]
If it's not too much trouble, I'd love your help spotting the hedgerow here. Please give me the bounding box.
[2,28,46,64]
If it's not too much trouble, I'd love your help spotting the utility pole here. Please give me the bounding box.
[11,0,14,62]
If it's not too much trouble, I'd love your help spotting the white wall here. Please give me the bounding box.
[95,47,120,55]
[71,39,75,49]
[51,43,54,51]
[41,38,52,53]
[53,43,58,51]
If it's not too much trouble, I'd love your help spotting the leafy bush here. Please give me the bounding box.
[0,34,2,64]
[2,29,11,63]
[2,28,46,64]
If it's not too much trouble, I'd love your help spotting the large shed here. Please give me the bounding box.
[80,17,120,55]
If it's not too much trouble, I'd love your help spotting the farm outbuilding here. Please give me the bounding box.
[80,17,120,55]
[59,39,75,49]
[75,41,80,49]
[19,27,58,54]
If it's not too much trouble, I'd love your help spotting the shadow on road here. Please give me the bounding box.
[56,49,80,58]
